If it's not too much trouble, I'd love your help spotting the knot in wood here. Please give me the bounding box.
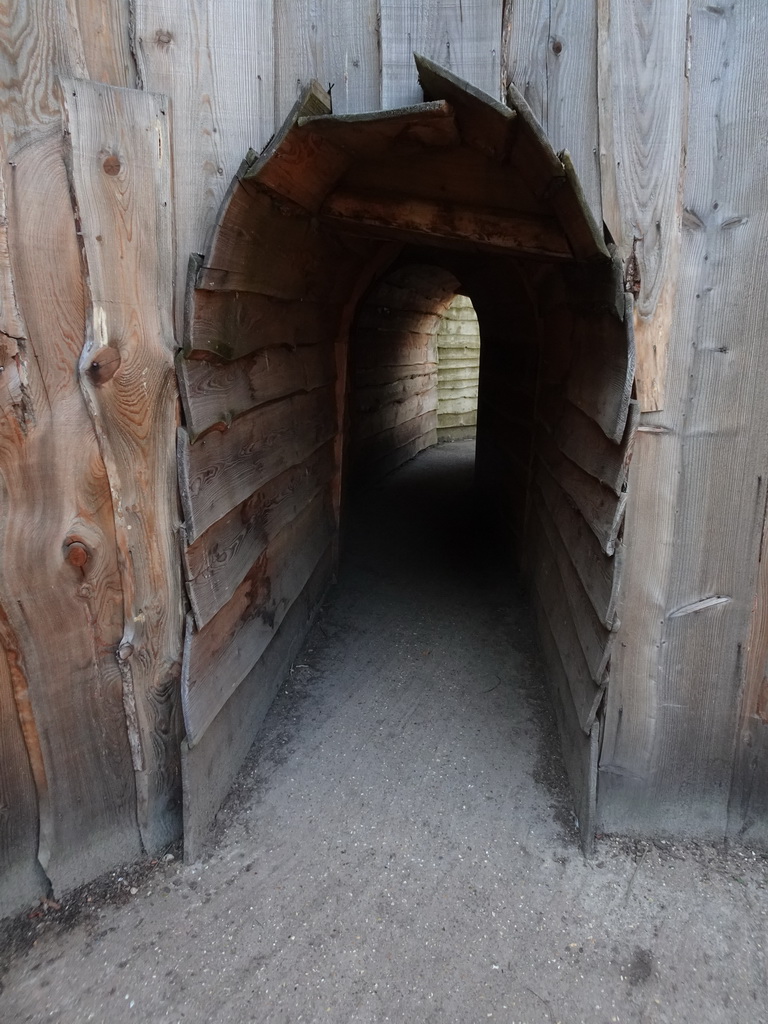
[102,154,121,176]
[65,541,89,568]
[155,29,173,48]
[86,345,121,385]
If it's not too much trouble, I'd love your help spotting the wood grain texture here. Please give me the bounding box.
[0,0,145,900]
[179,386,337,543]
[566,298,635,444]
[178,342,336,441]
[133,0,275,331]
[321,189,572,259]
[601,1,768,838]
[185,288,342,362]
[504,0,602,217]
[182,494,335,745]
[597,0,689,410]
[63,79,184,853]
[536,470,622,631]
[181,544,333,860]
[534,602,599,854]
[381,2,503,108]
[537,434,627,558]
[299,101,460,157]
[75,0,135,87]
[183,441,335,629]
[0,627,48,919]
[552,399,639,498]
[274,0,381,120]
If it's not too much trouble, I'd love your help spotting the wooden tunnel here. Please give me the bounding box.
[177,56,637,855]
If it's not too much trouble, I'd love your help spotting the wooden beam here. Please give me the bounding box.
[321,190,573,259]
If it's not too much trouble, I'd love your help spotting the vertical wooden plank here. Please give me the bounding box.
[0,627,48,919]
[62,80,184,853]
[133,0,275,332]
[597,0,689,410]
[381,0,504,108]
[504,0,602,217]
[0,3,144,900]
[600,0,768,837]
[75,0,137,87]
[274,0,381,120]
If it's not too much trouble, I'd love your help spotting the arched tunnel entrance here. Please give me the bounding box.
[176,56,637,857]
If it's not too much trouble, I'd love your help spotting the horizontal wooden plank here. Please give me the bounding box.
[353,332,437,370]
[355,389,438,442]
[535,469,622,630]
[358,410,438,466]
[341,144,541,215]
[298,100,460,157]
[182,542,333,860]
[179,386,336,542]
[183,442,335,629]
[321,190,572,259]
[438,411,478,429]
[537,433,627,557]
[198,182,355,300]
[182,494,335,745]
[566,297,635,443]
[353,373,435,411]
[354,307,443,336]
[178,343,336,441]
[548,399,639,498]
[531,519,606,732]
[533,601,599,854]
[184,285,342,361]
[355,362,438,388]
[359,428,437,483]
[536,492,616,681]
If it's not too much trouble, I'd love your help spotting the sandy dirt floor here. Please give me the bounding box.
[2,441,767,1024]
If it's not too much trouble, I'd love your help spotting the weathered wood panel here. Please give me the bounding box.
[556,399,638,498]
[566,299,635,445]
[534,602,599,854]
[0,1,146,901]
[321,189,572,259]
[597,0,689,410]
[178,342,336,441]
[182,494,335,745]
[63,79,184,852]
[600,0,768,837]
[381,1,503,107]
[185,287,342,362]
[274,0,381,120]
[531,516,606,733]
[504,0,602,217]
[537,434,627,557]
[179,386,336,543]
[0,632,47,918]
[133,0,275,330]
[536,470,622,631]
[183,441,336,629]
[181,544,333,860]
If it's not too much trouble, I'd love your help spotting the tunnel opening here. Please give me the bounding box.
[176,57,637,857]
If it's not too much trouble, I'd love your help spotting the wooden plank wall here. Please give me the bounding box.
[436,295,480,441]
[601,0,768,840]
[349,265,459,480]
[0,1,145,916]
